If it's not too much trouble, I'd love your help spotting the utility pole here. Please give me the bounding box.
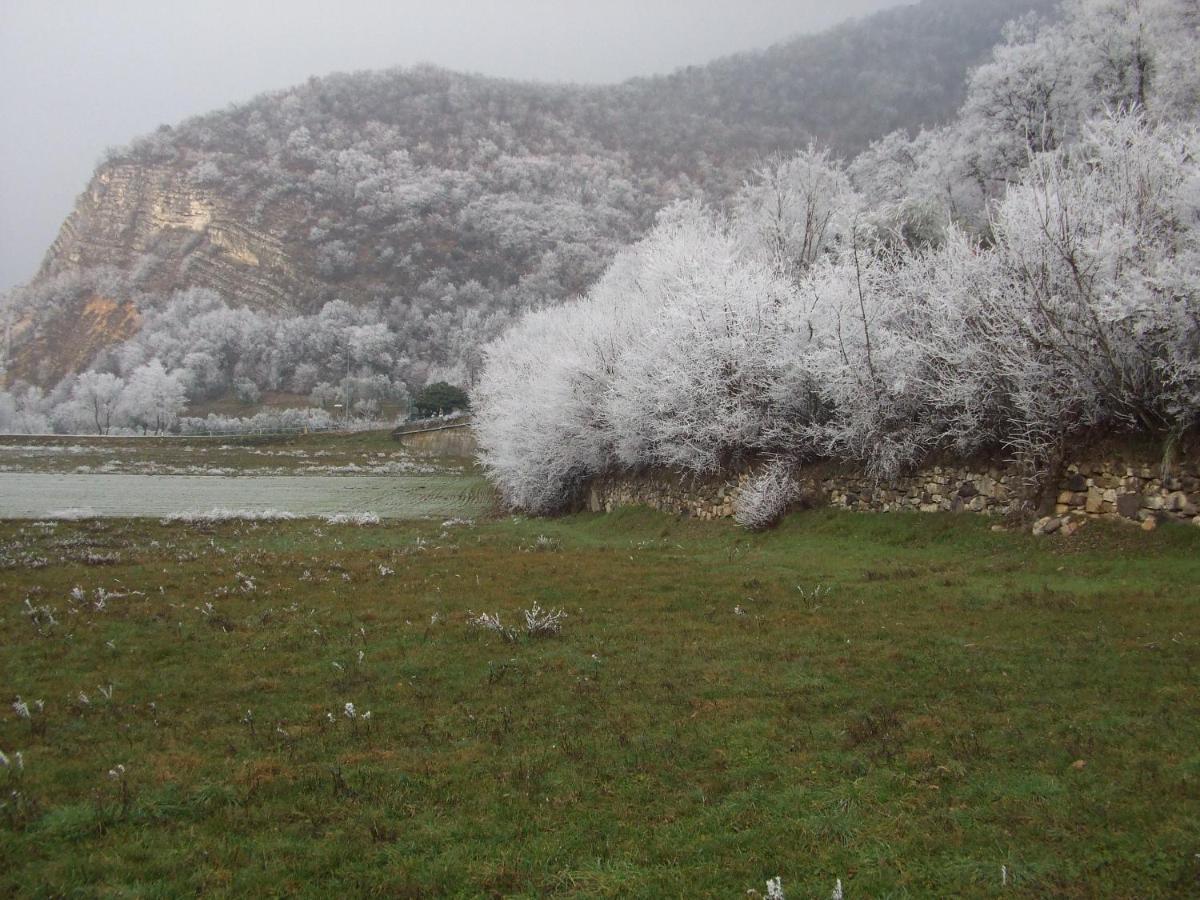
[343,334,352,429]
[0,291,12,386]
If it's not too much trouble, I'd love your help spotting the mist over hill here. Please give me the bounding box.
[3,0,1053,418]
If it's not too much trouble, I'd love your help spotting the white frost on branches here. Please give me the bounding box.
[475,2,1200,519]
[478,117,1199,510]
[734,460,801,531]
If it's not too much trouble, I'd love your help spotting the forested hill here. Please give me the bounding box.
[619,0,1054,162]
[7,0,1054,389]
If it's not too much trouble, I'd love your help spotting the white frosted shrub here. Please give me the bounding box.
[522,602,566,637]
[985,113,1200,455]
[602,203,792,472]
[733,147,864,282]
[734,459,800,531]
[473,250,646,513]
[792,241,931,478]
[801,112,1200,478]
[178,407,336,435]
[827,227,1012,476]
[323,512,381,526]
[160,509,299,523]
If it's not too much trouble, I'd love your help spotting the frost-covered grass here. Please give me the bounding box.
[1,509,1198,895]
[321,512,381,526]
[159,508,301,524]
[40,508,98,521]
[0,429,472,477]
[0,472,493,522]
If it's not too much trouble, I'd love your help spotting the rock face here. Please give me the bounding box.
[8,294,142,386]
[1,146,373,388]
[7,163,321,385]
[587,448,1200,530]
[42,163,315,312]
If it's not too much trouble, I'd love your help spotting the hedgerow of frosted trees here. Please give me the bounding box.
[0,294,419,434]
[475,0,1200,513]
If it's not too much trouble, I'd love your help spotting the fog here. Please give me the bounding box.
[0,0,907,292]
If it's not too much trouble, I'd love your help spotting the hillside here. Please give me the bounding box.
[4,0,1055,390]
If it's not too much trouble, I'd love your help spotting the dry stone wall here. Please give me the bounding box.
[586,445,1200,532]
[392,423,477,458]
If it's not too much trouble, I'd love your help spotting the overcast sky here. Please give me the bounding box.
[0,0,908,292]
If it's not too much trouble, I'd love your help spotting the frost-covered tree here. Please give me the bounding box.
[603,202,792,471]
[120,360,186,434]
[0,391,17,433]
[233,378,261,405]
[871,0,1200,228]
[474,112,1200,512]
[733,149,864,283]
[67,372,126,434]
[474,266,645,512]
[0,384,51,434]
[984,112,1200,453]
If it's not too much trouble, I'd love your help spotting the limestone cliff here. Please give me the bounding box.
[41,162,315,312]
[7,294,141,387]
[4,160,324,385]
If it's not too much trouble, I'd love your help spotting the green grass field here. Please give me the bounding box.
[2,507,1198,897]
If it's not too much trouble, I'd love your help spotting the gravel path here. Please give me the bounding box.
[0,473,493,520]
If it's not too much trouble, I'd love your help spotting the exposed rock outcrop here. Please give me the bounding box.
[41,163,314,312]
[6,293,142,387]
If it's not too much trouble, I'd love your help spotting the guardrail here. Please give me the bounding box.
[391,415,472,438]
[0,424,378,440]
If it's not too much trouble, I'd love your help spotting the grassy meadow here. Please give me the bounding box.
[2,505,1199,897]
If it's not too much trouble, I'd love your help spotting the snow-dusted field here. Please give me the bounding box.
[0,473,493,520]
[0,441,462,476]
